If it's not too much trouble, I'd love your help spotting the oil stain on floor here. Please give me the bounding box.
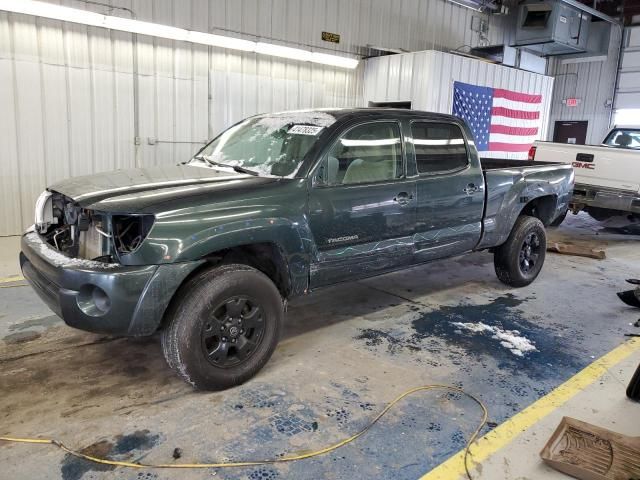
[356,294,584,379]
[60,430,160,480]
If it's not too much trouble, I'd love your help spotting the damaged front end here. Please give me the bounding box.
[34,190,154,264]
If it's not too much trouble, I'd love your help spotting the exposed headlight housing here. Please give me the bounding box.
[112,214,155,257]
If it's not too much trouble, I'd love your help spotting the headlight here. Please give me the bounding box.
[112,214,155,256]
[34,190,54,234]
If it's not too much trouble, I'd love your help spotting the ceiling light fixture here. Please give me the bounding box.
[0,0,359,69]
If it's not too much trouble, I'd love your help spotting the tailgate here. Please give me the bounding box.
[534,143,640,192]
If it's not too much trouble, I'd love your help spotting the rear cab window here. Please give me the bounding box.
[411,122,469,174]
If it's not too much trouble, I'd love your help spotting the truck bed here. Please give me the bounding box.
[476,158,574,250]
[480,158,566,171]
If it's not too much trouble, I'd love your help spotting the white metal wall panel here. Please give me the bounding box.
[363,50,554,156]
[615,26,640,111]
[547,26,623,145]
[0,0,515,235]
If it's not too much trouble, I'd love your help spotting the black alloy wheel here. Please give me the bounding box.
[518,232,541,275]
[202,296,265,368]
[161,264,283,391]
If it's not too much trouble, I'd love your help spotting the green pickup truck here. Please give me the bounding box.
[21,109,573,390]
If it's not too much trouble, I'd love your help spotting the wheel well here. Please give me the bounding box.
[157,243,291,333]
[520,195,557,226]
[203,243,291,298]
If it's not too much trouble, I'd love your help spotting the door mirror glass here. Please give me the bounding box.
[326,122,403,186]
[314,157,328,185]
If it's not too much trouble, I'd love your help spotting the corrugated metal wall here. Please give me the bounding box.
[615,26,640,111]
[546,25,623,145]
[0,0,516,236]
[364,50,554,158]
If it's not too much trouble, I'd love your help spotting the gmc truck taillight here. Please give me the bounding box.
[528,146,537,161]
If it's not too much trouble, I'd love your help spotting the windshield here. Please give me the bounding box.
[603,128,640,150]
[191,111,336,177]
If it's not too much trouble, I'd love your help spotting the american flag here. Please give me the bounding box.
[452,81,542,160]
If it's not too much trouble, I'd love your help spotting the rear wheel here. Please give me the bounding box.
[494,216,546,287]
[161,264,283,390]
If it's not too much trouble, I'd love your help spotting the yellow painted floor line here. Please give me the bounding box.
[420,337,640,480]
[0,274,24,284]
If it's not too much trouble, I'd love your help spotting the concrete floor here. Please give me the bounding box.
[1,213,639,480]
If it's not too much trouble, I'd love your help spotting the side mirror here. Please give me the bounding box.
[313,158,327,187]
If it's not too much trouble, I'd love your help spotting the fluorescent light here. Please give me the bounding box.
[104,16,189,42]
[2,0,106,26]
[0,0,358,69]
[256,42,314,62]
[189,31,255,52]
[311,51,360,69]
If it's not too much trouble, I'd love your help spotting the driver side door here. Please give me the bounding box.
[307,120,417,287]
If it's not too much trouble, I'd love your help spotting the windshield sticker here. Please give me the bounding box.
[288,125,324,136]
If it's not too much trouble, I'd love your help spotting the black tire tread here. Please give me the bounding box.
[161,263,283,390]
[494,216,546,288]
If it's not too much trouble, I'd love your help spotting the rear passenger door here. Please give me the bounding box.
[308,121,417,287]
[410,121,485,261]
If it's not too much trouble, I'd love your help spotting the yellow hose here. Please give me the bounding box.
[1,385,487,477]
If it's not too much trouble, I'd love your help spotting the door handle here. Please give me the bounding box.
[393,192,413,206]
[463,183,479,195]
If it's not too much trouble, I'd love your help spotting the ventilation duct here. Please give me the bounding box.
[515,0,591,55]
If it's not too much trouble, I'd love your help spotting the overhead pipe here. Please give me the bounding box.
[444,0,500,13]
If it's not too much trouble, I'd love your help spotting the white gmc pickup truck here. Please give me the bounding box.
[530,127,640,222]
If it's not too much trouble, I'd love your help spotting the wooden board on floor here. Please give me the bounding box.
[547,242,606,260]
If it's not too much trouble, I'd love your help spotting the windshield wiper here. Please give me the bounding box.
[193,155,259,176]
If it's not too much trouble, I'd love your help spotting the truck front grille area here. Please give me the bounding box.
[35,191,155,263]
[38,192,114,262]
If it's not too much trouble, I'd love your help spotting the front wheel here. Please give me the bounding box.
[494,216,546,288]
[161,264,283,390]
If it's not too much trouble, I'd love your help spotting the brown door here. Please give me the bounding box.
[553,121,588,145]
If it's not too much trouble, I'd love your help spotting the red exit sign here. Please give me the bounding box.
[565,98,579,107]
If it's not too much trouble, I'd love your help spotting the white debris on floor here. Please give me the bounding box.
[451,321,538,357]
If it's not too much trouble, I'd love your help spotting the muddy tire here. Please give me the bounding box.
[161,264,283,391]
[494,216,546,288]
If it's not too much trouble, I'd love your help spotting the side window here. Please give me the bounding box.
[324,122,403,186]
[411,122,469,174]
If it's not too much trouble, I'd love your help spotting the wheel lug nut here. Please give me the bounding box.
[220,326,225,331]
[240,329,244,334]
[231,339,236,343]
[222,337,227,342]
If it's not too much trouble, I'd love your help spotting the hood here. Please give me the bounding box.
[49,165,279,212]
